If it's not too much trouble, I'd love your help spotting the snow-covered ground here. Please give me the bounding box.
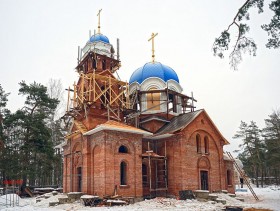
[1,185,279,211]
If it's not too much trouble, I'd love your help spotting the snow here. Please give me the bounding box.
[236,185,280,211]
[80,195,99,199]
[0,185,279,211]
[0,194,30,208]
[34,188,55,191]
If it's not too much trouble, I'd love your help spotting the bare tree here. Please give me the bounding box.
[47,78,66,120]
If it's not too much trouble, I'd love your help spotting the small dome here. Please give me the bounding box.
[89,34,110,43]
[129,62,179,84]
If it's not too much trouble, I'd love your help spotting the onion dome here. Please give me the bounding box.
[89,33,110,44]
[129,62,179,84]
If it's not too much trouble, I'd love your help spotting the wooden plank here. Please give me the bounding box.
[67,86,70,112]
[73,81,77,107]
[149,188,168,191]
[24,187,34,197]
[64,130,80,139]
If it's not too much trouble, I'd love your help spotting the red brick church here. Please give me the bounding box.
[63,13,235,200]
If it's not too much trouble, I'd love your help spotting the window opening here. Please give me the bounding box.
[196,134,201,153]
[147,87,160,110]
[102,59,106,70]
[204,136,209,154]
[92,59,97,69]
[119,145,128,153]
[120,161,127,185]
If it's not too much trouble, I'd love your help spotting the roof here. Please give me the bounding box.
[129,62,179,84]
[155,109,229,144]
[140,115,170,124]
[156,110,203,135]
[89,33,110,44]
[83,120,152,137]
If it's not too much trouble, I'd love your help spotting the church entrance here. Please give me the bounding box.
[200,170,208,190]
[77,167,82,192]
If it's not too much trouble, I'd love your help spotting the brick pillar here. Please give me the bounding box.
[93,142,105,196]
[82,152,91,193]
[105,139,115,196]
[135,139,143,197]
[63,155,67,193]
[81,136,91,194]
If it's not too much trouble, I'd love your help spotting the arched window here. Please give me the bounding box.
[119,145,128,153]
[204,136,209,154]
[227,170,232,185]
[102,59,106,70]
[147,87,160,111]
[120,161,127,185]
[196,134,201,153]
[168,93,177,112]
[92,59,97,69]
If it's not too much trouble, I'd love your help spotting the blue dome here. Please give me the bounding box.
[129,62,179,84]
[89,34,110,43]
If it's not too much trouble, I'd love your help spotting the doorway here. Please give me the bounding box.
[200,170,208,190]
[77,167,82,192]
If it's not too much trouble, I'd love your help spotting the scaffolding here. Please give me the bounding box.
[127,88,196,127]
[65,71,130,122]
[62,30,198,197]
[142,140,168,198]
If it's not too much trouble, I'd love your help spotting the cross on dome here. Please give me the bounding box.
[148,32,158,63]
[88,9,110,44]
[129,32,181,86]
[97,9,102,34]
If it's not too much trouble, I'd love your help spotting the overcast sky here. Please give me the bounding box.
[0,0,279,154]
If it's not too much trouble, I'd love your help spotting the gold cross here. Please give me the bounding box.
[148,33,158,63]
[97,9,102,34]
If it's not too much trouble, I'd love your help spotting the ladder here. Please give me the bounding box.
[226,151,259,201]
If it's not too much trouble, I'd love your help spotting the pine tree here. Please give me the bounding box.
[263,110,280,185]
[0,84,10,183]
[234,121,265,187]
[4,81,59,187]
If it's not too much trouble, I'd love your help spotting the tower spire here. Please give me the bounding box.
[97,9,102,34]
[148,32,158,63]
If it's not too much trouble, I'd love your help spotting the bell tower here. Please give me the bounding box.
[65,10,130,134]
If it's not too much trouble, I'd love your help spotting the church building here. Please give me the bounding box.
[63,11,235,200]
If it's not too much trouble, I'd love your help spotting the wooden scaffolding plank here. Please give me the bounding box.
[74,120,88,134]
[64,130,80,139]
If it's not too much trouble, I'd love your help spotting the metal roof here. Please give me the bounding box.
[155,110,204,135]
[129,62,179,84]
[140,115,170,124]
[89,33,110,43]
[154,109,229,144]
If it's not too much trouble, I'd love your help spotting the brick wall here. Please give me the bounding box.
[64,130,144,197]
[63,111,235,197]
[144,111,234,197]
